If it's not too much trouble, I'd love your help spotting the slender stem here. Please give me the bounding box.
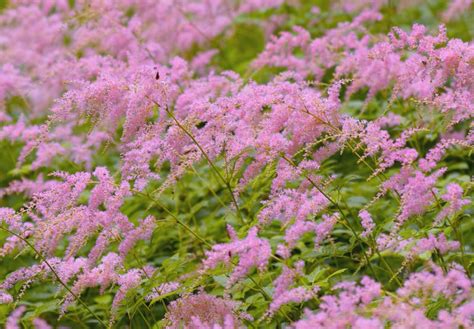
[135,188,294,322]
[281,155,379,280]
[135,189,212,248]
[189,164,229,209]
[136,307,152,329]
[372,243,402,286]
[446,216,470,276]
[147,97,243,223]
[297,108,406,283]
[0,226,108,328]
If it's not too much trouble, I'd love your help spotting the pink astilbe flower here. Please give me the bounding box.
[436,183,470,222]
[254,10,382,80]
[118,215,156,258]
[31,180,94,255]
[120,73,340,193]
[190,314,240,329]
[0,291,13,304]
[284,221,318,249]
[202,226,271,287]
[253,26,313,78]
[0,207,28,233]
[0,264,43,292]
[0,0,285,133]
[314,213,339,245]
[0,257,87,300]
[6,306,26,329]
[397,264,471,304]
[394,169,446,230]
[7,166,150,265]
[437,300,474,328]
[0,208,33,256]
[376,265,473,328]
[33,171,91,219]
[443,0,473,21]
[63,252,122,311]
[335,117,421,176]
[294,266,473,328]
[266,287,316,319]
[265,261,317,319]
[374,112,403,128]
[358,210,375,238]
[335,23,474,126]
[284,213,339,250]
[0,117,110,170]
[91,169,131,213]
[381,232,460,260]
[0,64,31,121]
[273,261,305,299]
[190,49,218,73]
[30,142,65,170]
[292,276,381,328]
[359,122,419,175]
[414,233,460,255]
[258,188,329,224]
[146,281,181,302]
[89,167,119,210]
[0,174,55,199]
[32,318,52,329]
[419,138,472,172]
[334,0,387,13]
[164,293,245,329]
[112,269,143,313]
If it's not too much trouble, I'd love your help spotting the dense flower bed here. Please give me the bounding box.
[0,0,472,328]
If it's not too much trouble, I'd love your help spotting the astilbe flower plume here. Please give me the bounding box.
[293,265,473,328]
[163,293,245,329]
[202,226,271,288]
[145,281,181,302]
[436,183,470,222]
[5,306,26,329]
[265,261,318,319]
[293,276,382,328]
[358,210,375,238]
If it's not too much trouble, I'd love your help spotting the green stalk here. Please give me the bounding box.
[0,226,108,328]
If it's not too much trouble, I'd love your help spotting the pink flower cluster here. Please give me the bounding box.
[202,226,271,288]
[294,266,473,328]
[163,292,249,329]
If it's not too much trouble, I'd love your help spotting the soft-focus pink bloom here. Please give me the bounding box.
[202,226,271,287]
[6,306,26,329]
[164,293,246,329]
